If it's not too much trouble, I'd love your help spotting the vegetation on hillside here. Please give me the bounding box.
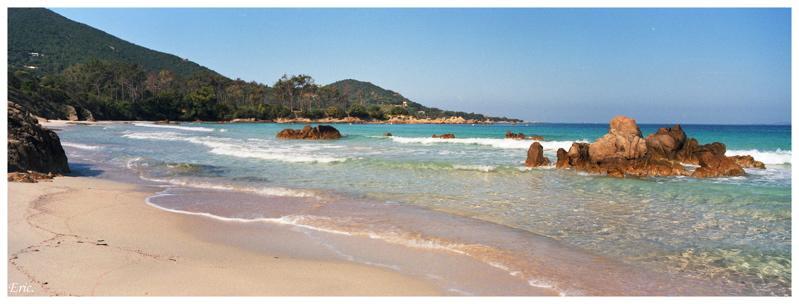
[8,8,520,123]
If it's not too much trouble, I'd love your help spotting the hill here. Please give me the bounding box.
[7,8,519,123]
[8,8,220,78]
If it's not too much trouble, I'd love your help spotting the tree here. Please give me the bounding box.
[325,106,345,118]
[347,104,369,119]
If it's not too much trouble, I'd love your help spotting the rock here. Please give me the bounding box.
[79,108,95,122]
[230,118,256,123]
[645,125,687,160]
[529,135,544,141]
[525,142,550,167]
[65,105,79,121]
[8,102,70,174]
[276,125,342,140]
[555,148,569,168]
[588,116,647,162]
[730,155,766,169]
[432,133,455,139]
[8,171,54,183]
[384,132,393,137]
[505,131,526,140]
[550,116,751,178]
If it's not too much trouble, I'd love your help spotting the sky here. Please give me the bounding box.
[52,8,791,124]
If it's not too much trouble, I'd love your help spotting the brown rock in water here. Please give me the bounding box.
[8,102,70,174]
[384,132,393,137]
[525,142,550,167]
[432,133,455,139]
[548,117,754,178]
[529,135,544,141]
[645,125,687,160]
[555,148,569,168]
[505,131,526,140]
[588,116,648,162]
[276,125,342,140]
[730,155,766,169]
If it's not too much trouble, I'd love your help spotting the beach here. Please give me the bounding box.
[8,176,442,296]
[9,121,792,296]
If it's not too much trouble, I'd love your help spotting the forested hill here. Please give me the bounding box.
[9,8,219,78]
[8,8,520,123]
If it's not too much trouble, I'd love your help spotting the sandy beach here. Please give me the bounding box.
[7,176,441,296]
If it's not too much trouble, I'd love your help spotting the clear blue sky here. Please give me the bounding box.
[52,8,790,124]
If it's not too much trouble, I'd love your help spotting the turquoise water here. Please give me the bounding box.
[57,122,791,295]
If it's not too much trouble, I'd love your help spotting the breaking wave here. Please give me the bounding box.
[123,131,348,164]
[132,122,215,132]
[727,149,791,165]
[390,136,585,151]
[61,142,103,150]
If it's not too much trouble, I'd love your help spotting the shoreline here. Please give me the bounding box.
[38,118,523,128]
[7,176,442,296]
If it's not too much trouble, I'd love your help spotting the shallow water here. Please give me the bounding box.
[58,122,791,296]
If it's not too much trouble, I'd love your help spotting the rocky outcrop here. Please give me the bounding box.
[588,116,647,162]
[79,108,95,122]
[384,132,393,137]
[65,105,79,121]
[276,125,342,140]
[505,131,543,140]
[553,115,760,178]
[730,155,766,169]
[525,142,550,167]
[432,133,455,139]
[505,131,526,140]
[8,102,70,174]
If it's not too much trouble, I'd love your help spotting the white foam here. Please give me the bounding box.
[133,122,214,132]
[727,149,791,165]
[452,164,497,172]
[61,142,103,150]
[390,136,584,151]
[143,198,351,236]
[140,176,318,199]
[123,132,348,164]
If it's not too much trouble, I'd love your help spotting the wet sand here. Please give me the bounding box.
[7,176,441,296]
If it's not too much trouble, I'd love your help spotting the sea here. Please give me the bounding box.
[56,122,791,296]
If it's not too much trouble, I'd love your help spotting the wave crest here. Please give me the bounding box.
[133,122,214,132]
[390,136,584,151]
[727,149,791,165]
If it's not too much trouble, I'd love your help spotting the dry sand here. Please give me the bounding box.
[7,176,441,296]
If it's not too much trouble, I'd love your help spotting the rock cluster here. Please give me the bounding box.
[8,171,55,183]
[8,102,70,175]
[276,125,342,140]
[505,131,543,140]
[432,133,456,139]
[549,115,764,178]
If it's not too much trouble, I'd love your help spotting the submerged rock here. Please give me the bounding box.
[432,133,455,139]
[553,115,759,178]
[8,102,70,174]
[276,125,342,140]
[525,142,550,167]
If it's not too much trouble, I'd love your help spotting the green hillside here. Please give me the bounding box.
[8,8,220,78]
[7,8,519,122]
